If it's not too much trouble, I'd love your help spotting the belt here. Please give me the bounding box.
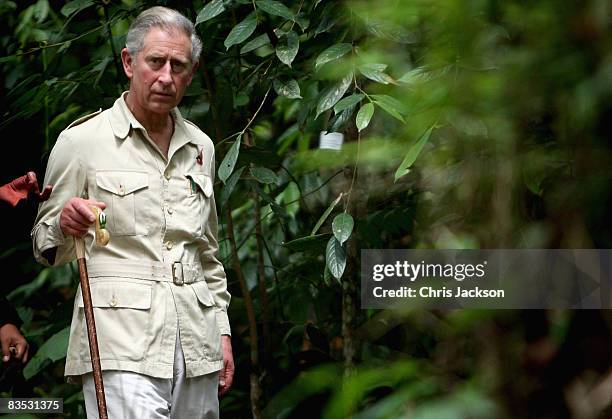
[87,259,203,285]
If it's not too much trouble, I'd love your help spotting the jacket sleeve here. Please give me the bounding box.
[0,296,22,328]
[199,150,231,336]
[31,131,87,267]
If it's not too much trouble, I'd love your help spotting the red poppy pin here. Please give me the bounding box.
[196,148,203,165]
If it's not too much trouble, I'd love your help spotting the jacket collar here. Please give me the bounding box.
[108,92,205,146]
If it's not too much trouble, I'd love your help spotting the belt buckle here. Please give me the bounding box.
[172,262,184,285]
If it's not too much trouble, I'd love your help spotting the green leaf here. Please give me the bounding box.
[326,236,346,280]
[315,4,339,36]
[395,124,435,181]
[251,166,279,184]
[334,93,364,113]
[315,43,352,70]
[331,104,357,132]
[316,73,352,117]
[219,166,245,208]
[256,0,295,20]
[219,136,242,183]
[356,102,374,131]
[358,63,396,85]
[23,327,70,379]
[311,193,343,235]
[332,213,354,245]
[398,67,430,85]
[60,0,93,17]
[196,0,225,25]
[240,33,270,54]
[366,19,416,44]
[224,14,257,50]
[276,31,299,67]
[283,233,330,252]
[273,78,301,99]
[234,92,249,107]
[371,94,406,123]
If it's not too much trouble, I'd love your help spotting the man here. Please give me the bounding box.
[32,7,233,418]
[1,171,51,366]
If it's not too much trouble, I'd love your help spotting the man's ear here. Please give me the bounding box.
[121,48,134,79]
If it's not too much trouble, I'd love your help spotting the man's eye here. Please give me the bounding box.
[171,62,186,73]
[149,58,164,68]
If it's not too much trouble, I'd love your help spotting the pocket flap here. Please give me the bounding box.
[186,173,213,198]
[77,281,152,309]
[96,171,148,196]
[191,281,215,307]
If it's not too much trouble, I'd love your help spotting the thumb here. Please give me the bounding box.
[1,338,10,363]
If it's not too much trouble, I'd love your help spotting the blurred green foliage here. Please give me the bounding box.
[1,0,611,418]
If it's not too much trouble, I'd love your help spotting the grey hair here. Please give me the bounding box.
[126,6,202,62]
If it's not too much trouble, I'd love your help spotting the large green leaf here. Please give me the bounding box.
[60,0,93,17]
[326,236,346,280]
[196,0,225,26]
[23,327,70,379]
[240,33,270,54]
[276,31,299,67]
[316,73,352,117]
[311,193,343,235]
[395,124,435,181]
[251,166,279,184]
[334,93,364,113]
[371,94,406,123]
[358,63,396,85]
[356,102,374,131]
[256,0,295,20]
[332,213,354,244]
[218,136,242,183]
[224,14,257,50]
[273,78,301,99]
[315,43,352,70]
[219,166,245,208]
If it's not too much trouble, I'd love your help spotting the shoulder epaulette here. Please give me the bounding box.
[65,108,103,130]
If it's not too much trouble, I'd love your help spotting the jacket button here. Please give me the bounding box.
[167,206,174,214]
[110,297,118,307]
[165,240,174,250]
[164,173,171,181]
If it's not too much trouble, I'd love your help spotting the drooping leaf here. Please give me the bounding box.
[315,43,352,70]
[240,33,270,54]
[276,31,299,66]
[334,93,364,114]
[395,124,435,181]
[311,193,343,235]
[371,94,406,123]
[256,0,295,20]
[283,233,330,252]
[316,73,352,117]
[252,182,289,220]
[60,0,93,17]
[251,166,279,184]
[273,78,301,99]
[224,14,258,50]
[326,236,346,280]
[356,102,374,131]
[315,4,339,36]
[218,136,242,183]
[196,0,225,26]
[358,63,396,85]
[332,213,354,245]
[219,166,245,208]
[330,104,357,132]
[23,327,70,379]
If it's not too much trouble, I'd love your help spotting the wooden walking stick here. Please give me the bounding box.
[75,206,110,419]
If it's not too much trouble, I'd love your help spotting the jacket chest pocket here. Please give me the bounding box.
[183,172,213,237]
[96,170,149,236]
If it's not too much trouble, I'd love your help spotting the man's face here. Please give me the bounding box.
[122,27,197,115]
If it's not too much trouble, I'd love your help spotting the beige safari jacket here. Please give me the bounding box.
[32,93,230,380]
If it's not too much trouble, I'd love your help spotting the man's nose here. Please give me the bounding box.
[157,61,173,85]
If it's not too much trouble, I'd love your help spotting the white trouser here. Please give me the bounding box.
[83,331,219,419]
